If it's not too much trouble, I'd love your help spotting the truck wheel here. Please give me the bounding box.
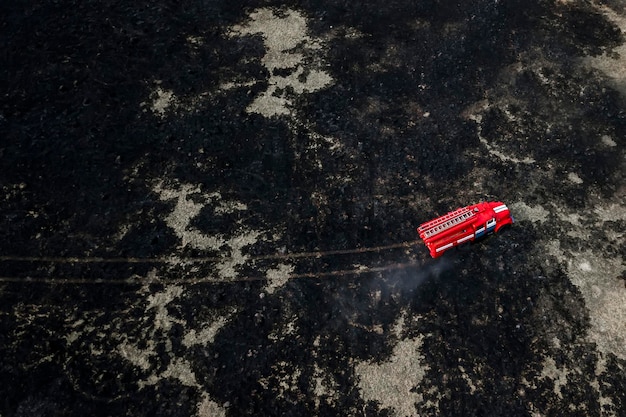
[497,224,511,233]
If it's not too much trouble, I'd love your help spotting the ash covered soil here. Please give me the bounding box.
[1,0,626,416]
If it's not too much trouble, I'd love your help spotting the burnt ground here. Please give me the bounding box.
[1,0,626,416]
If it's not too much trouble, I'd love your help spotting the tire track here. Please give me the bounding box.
[0,261,421,285]
[0,240,420,264]
[0,241,423,285]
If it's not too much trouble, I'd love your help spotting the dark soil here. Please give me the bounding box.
[1,0,625,416]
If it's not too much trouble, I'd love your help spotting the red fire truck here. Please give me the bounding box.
[417,202,514,258]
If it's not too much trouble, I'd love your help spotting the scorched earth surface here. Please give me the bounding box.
[1,0,625,416]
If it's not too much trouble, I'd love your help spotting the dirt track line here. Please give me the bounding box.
[0,240,421,264]
[0,261,421,285]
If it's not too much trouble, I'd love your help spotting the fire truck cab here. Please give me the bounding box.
[417,202,513,258]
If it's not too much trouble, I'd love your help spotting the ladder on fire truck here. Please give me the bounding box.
[418,206,477,239]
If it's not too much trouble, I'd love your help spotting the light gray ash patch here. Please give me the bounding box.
[228,8,333,118]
